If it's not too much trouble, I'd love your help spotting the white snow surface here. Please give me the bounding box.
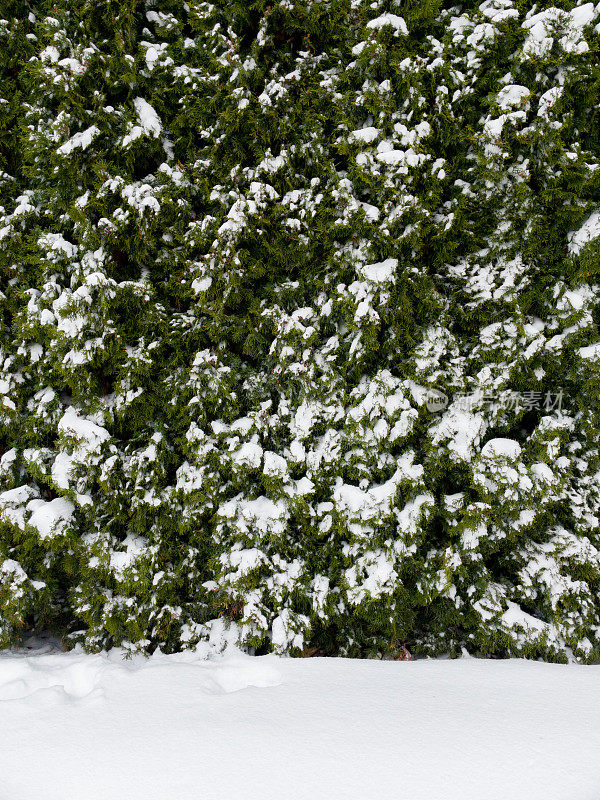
[348,126,380,143]
[359,257,398,283]
[579,341,600,359]
[496,84,530,109]
[132,97,162,137]
[481,437,522,459]
[56,126,100,156]
[26,497,75,539]
[568,210,600,254]
[122,97,163,146]
[58,406,110,444]
[0,645,599,800]
[366,13,408,34]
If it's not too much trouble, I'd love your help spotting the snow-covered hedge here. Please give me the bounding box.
[1,0,600,661]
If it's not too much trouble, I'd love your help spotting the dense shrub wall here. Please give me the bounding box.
[1,0,600,660]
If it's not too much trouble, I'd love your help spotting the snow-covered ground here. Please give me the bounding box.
[1,643,599,799]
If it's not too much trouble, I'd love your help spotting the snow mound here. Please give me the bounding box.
[481,438,522,459]
[366,13,408,34]
[0,647,281,703]
[0,650,599,800]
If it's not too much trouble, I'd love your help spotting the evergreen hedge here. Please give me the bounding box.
[1,0,600,661]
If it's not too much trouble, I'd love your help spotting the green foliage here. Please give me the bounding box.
[1,0,600,661]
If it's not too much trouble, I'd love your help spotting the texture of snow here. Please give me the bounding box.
[123,98,163,146]
[0,648,599,800]
[568,211,600,254]
[0,559,27,583]
[375,147,424,168]
[56,126,99,156]
[40,45,60,62]
[38,232,78,259]
[501,600,547,633]
[141,42,172,72]
[538,86,563,117]
[263,451,289,478]
[334,455,423,524]
[359,258,397,283]
[231,439,263,469]
[579,341,600,359]
[480,1,519,23]
[570,2,597,28]
[27,497,75,539]
[351,41,367,56]
[481,438,522,459]
[366,13,408,35]
[58,407,110,446]
[348,126,379,143]
[131,98,161,138]
[522,4,598,57]
[0,486,39,531]
[219,495,288,536]
[431,409,486,462]
[496,84,530,109]
[109,534,148,578]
